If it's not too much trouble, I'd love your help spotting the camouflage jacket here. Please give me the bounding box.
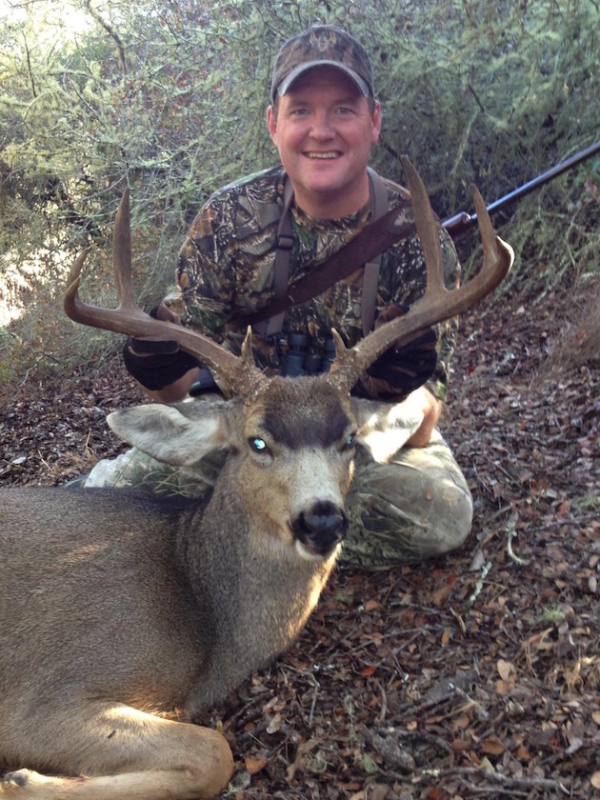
[173,165,461,401]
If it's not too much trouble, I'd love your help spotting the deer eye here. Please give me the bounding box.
[342,433,356,451]
[249,437,268,452]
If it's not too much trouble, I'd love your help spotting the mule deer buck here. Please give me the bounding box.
[0,158,513,799]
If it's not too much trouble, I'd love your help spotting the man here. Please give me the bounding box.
[85,25,473,567]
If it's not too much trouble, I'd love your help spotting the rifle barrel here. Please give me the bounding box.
[443,139,600,236]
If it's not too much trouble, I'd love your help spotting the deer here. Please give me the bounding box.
[0,158,513,800]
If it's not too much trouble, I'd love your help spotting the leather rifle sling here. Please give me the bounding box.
[259,178,295,338]
[361,167,389,334]
[246,169,412,337]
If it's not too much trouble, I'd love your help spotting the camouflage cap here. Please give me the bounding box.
[271,25,375,101]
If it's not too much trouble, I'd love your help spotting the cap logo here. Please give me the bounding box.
[309,29,338,53]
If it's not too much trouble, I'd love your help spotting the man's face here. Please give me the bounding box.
[267,67,381,218]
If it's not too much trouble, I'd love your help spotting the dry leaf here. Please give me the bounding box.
[266,712,282,734]
[366,785,394,800]
[516,745,531,761]
[426,788,444,800]
[286,739,320,782]
[450,738,471,752]
[245,756,268,775]
[431,585,454,605]
[497,658,515,681]
[481,738,506,756]
[425,715,445,724]
[364,599,379,612]
[453,713,471,730]
[565,737,583,755]
[479,756,495,773]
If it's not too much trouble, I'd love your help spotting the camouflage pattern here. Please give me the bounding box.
[84,425,472,568]
[343,429,472,566]
[173,164,461,402]
[86,164,470,567]
[271,25,375,100]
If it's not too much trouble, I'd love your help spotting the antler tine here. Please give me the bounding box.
[64,191,265,397]
[329,157,514,389]
[112,188,135,309]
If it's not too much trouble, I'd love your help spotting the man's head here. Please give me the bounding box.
[267,26,381,219]
[271,25,375,106]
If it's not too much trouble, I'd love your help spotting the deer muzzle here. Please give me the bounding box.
[291,500,347,559]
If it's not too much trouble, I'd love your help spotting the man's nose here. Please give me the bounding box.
[310,111,335,138]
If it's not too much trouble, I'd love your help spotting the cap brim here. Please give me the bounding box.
[276,60,371,98]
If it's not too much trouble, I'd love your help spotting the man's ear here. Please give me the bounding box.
[267,105,278,146]
[371,101,382,145]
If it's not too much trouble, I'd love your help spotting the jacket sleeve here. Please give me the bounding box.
[174,198,237,338]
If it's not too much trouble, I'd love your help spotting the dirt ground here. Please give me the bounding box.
[1,278,599,799]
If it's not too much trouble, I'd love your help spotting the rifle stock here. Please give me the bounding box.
[443,140,600,239]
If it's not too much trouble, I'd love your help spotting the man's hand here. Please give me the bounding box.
[361,304,438,401]
[122,304,199,391]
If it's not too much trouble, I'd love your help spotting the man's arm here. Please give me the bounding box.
[405,386,442,447]
[122,197,235,400]
[138,366,200,403]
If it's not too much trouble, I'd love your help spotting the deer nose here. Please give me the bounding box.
[292,501,347,557]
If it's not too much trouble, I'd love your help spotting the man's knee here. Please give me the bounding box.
[419,474,473,556]
[350,473,472,564]
[344,439,473,565]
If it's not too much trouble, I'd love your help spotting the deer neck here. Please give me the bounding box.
[178,466,338,714]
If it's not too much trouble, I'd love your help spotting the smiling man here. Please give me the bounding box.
[267,65,381,218]
[86,25,474,568]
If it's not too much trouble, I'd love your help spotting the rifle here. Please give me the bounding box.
[443,140,600,238]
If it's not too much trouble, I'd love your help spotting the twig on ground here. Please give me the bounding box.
[383,765,571,794]
[506,518,530,565]
[469,560,492,603]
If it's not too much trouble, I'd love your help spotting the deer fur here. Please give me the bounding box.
[0,157,513,798]
[0,378,401,799]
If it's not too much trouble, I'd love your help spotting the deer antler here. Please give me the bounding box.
[65,163,512,399]
[64,189,265,398]
[328,156,514,389]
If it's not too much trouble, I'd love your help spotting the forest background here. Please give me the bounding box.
[1,4,600,797]
[0,0,598,386]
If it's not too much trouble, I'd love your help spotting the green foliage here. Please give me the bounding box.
[0,0,598,387]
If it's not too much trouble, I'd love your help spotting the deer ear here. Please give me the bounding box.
[107,403,232,466]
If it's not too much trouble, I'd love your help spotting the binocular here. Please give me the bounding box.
[281,333,336,377]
